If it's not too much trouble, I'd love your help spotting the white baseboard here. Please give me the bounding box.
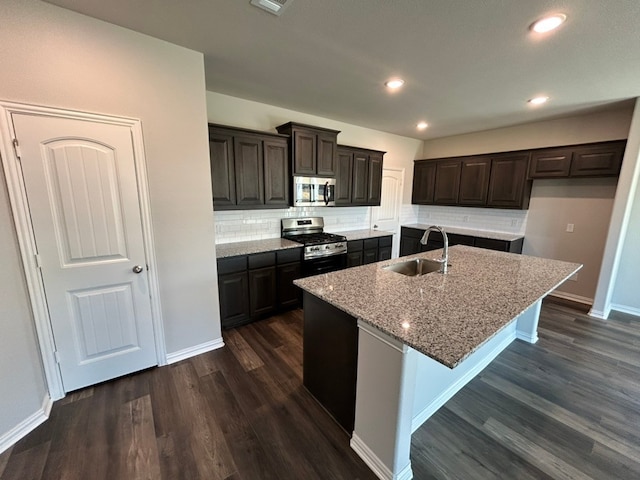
[0,394,52,455]
[588,308,608,319]
[515,331,538,344]
[411,331,516,433]
[166,338,225,365]
[350,434,412,480]
[549,291,593,306]
[610,304,640,318]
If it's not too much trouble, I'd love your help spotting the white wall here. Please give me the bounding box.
[0,164,47,444]
[207,91,424,205]
[421,107,633,302]
[0,0,220,442]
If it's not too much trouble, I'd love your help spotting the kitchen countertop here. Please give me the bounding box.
[294,245,580,368]
[331,228,394,241]
[402,223,524,242]
[215,238,302,258]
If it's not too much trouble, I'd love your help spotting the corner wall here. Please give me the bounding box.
[421,107,633,302]
[0,0,220,445]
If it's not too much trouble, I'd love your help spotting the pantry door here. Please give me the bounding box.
[12,112,158,392]
[371,168,403,257]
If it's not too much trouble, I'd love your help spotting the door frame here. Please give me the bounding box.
[0,101,166,400]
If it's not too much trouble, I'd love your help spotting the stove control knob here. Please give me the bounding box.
[325,245,331,249]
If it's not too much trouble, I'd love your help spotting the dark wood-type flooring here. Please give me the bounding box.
[1,299,639,479]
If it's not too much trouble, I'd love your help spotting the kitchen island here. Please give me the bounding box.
[294,245,581,480]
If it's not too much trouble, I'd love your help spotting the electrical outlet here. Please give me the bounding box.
[569,272,578,282]
[566,223,574,233]
[463,215,469,223]
[511,219,518,227]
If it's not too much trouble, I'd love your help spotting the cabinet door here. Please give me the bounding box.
[346,251,363,267]
[378,246,392,261]
[529,148,572,178]
[459,157,490,206]
[363,249,378,264]
[317,131,337,176]
[351,151,369,205]
[234,136,264,206]
[263,138,289,207]
[293,130,317,175]
[487,153,531,209]
[277,262,301,310]
[249,266,276,317]
[570,142,625,177]
[218,271,250,328]
[434,159,461,205]
[367,153,384,205]
[335,148,353,205]
[209,131,236,208]
[412,161,436,204]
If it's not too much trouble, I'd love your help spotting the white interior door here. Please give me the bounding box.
[12,112,157,392]
[371,168,404,258]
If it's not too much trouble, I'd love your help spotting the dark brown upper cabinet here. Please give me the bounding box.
[276,122,340,177]
[336,145,385,206]
[529,140,625,179]
[335,147,354,205]
[529,147,573,178]
[487,153,531,209]
[434,159,461,205]
[459,157,491,206]
[570,141,625,177]
[208,131,236,207]
[412,161,436,204]
[209,124,290,210]
[233,135,264,207]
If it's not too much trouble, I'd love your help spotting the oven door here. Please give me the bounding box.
[302,253,347,277]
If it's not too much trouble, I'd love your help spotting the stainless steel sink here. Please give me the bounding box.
[383,258,448,276]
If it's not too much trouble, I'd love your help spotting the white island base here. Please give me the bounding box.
[350,300,542,480]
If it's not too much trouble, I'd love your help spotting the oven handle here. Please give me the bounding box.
[323,181,329,205]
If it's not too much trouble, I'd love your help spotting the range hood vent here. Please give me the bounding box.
[250,0,292,16]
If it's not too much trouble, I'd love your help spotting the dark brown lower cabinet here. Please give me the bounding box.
[399,226,523,256]
[249,266,276,317]
[217,247,302,329]
[346,236,393,267]
[277,262,302,309]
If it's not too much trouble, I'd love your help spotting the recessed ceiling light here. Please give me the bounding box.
[528,96,549,105]
[416,121,429,130]
[530,13,567,33]
[385,78,405,89]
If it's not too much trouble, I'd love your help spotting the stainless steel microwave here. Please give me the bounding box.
[293,176,336,207]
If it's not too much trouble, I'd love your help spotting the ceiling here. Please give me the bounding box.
[44,0,640,140]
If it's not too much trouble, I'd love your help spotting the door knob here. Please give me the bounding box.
[132,265,144,274]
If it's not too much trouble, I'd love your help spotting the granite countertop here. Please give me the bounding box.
[402,223,524,242]
[294,245,580,368]
[215,238,302,258]
[332,229,394,241]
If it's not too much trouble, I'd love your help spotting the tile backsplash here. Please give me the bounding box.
[214,204,527,244]
[213,206,371,244]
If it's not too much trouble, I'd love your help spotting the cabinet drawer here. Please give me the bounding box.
[473,237,509,252]
[378,235,392,247]
[448,233,475,246]
[363,238,379,250]
[347,240,363,252]
[248,251,276,269]
[217,256,247,275]
[277,248,302,264]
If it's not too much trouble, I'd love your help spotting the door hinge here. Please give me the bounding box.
[54,351,61,364]
[35,253,42,269]
[12,138,22,160]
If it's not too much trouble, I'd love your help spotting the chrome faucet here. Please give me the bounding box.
[420,225,449,274]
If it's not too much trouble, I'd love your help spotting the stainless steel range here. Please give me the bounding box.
[282,217,347,276]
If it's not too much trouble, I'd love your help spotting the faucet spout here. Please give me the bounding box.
[420,225,449,274]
